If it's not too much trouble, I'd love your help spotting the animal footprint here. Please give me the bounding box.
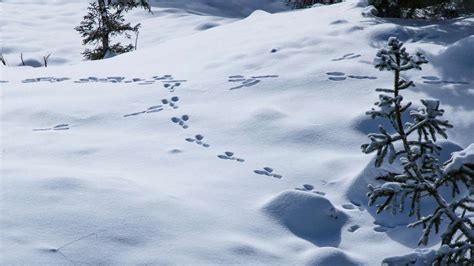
[326,72,346,81]
[342,204,357,210]
[107,76,125,83]
[217,151,245,162]
[75,76,125,83]
[33,124,70,131]
[254,167,282,179]
[123,97,178,117]
[228,75,246,82]
[185,134,210,148]
[153,75,187,92]
[373,226,389,233]
[23,77,70,83]
[332,53,361,61]
[326,72,377,81]
[350,200,365,211]
[123,104,166,118]
[131,78,145,82]
[0,80,10,83]
[295,184,326,195]
[162,96,180,109]
[228,75,278,90]
[171,115,189,129]
[251,75,279,79]
[146,105,164,113]
[123,111,145,117]
[421,76,469,85]
[348,225,360,232]
[348,75,377,80]
[138,80,156,85]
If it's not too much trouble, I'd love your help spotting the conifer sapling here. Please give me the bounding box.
[75,0,151,60]
[362,37,473,264]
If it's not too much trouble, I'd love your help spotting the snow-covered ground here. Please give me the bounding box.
[1,0,473,264]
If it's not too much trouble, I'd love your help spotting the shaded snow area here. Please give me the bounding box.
[1,0,473,265]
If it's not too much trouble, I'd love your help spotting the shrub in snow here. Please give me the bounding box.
[75,0,151,60]
[369,0,473,19]
[0,50,7,66]
[362,37,473,264]
[286,0,342,9]
[19,53,42,68]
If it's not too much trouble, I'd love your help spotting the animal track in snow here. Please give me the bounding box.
[342,204,357,210]
[326,72,346,81]
[421,76,469,85]
[0,80,9,83]
[332,53,361,61]
[347,75,377,80]
[373,226,389,233]
[72,75,187,89]
[22,77,70,83]
[326,72,377,81]
[254,167,282,179]
[153,75,187,92]
[123,105,164,117]
[171,115,190,129]
[123,97,179,118]
[74,76,126,83]
[217,151,245,162]
[347,224,360,232]
[185,134,210,148]
[295,184,326,195]
[33,124,70,131]
[349,200,365,211]
[228,75,278,90]
[162,96,180,109]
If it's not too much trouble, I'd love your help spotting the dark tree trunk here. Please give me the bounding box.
[98,0,110,57]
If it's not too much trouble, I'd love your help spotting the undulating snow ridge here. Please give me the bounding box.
[1,0,473,265]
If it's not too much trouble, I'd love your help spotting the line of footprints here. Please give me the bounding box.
[28,72,383,234]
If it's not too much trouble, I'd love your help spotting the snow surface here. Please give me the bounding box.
[444,143,474,174]
[1,0,473,265]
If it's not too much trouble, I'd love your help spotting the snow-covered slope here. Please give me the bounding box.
[1,0,473,265]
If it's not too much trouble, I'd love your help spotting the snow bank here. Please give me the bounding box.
[433,35,474,81]
[444,143,474,174]
[303,247,363,266]
[382,248,438,266]
[149,0,290,17]
[262,190,347,247]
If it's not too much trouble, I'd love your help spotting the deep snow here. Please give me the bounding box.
[1,0,473,265]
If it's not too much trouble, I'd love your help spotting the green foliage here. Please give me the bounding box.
[362,37,473,264]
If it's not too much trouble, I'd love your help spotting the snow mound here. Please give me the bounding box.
[262,190,347,247]
[302,247,362,266]
[433,35,474,81]
[382,248,438,266]
[444,143,474,174]
[149,0,289,17]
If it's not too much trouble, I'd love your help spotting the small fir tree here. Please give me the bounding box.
[362,37,473,264]
[75,0,150,60]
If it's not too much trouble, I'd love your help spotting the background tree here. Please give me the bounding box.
[286,0,342,9]
[75,0,151,60]
[369,0,473,18]
[362,37,473,264]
